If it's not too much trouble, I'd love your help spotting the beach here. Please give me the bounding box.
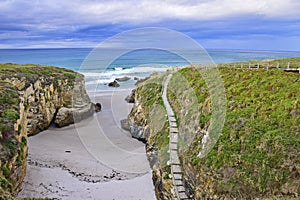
[17,90,156,200]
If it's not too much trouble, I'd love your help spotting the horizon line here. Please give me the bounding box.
[0,47,300,53]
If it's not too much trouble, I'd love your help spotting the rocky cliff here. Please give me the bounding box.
[125,74,177,200]
[0,63,95,198]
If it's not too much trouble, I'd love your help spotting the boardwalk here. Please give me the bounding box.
[218,61,300,73]
[162,74,190,200]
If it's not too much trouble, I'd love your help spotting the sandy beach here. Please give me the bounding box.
[17,90,156,200]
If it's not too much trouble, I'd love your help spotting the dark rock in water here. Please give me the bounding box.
[108,80,120,87]
[125,89,135,103]
[120,119,130,131]
[134,77,139,80]
[95,103,101,112]
[115,76,130,82]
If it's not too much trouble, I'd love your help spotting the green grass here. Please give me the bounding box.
[133,73,173,176]
[0,63,79,88]
[134,59,300,199]
[174,67,299,199]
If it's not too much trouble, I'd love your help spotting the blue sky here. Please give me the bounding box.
[0,0,300,51]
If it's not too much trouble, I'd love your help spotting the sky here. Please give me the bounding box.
[0,0,300,51]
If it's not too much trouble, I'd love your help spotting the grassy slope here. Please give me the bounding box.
[0,80,20,197]
[0,63,79,86]
[176,67,299,199]
[134,74,171,168]
[135,61,299,199]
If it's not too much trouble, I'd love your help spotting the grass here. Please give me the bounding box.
[132,73,175,196]
[134,74,170,165]
[0,63,79,88]
[173,67,300,199]
[134,58,300,199]
[0,81,20,165]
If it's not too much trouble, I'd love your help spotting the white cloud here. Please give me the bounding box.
[0,0,299,28]
[66,0,300,24]
[0,0,299,49]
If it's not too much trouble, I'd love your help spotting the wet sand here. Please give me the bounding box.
[17,90,156,200]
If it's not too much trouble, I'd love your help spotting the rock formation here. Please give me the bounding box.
[0,63,95,198]
[94,103,102,112]
[125,89,135,103]
[108,80,120,87]
[124,74,176,199]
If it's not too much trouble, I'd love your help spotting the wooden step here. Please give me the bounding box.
[170,121,177,127]
[170,151,180,165]
[172,165,182,174]
[169,116,176,122]
[174,179,184,186]
[173,173,182,180]
[170,127,179,133]
[178,192,189,199]
[169,143,177,150]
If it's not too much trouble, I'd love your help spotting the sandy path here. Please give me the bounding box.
[17,90,156,200]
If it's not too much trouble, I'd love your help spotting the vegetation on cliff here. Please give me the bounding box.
[0,63,87,199]
[0,63,79,88]
[0,80,20,197]
[132,59,299,199]
[173,67,299,199]
[129,74,178,198]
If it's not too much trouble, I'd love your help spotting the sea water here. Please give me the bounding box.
[0,48,299,91]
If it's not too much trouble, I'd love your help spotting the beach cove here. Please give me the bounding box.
[17,90,156,199]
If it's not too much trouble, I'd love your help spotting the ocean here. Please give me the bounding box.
[0,48,299,91]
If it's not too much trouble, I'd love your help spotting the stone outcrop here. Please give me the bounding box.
[127,103,150,142]
[125,89,135,103]
[94,103,102,113]
[125,86,175,200]
[0,64,95,198]
[108,80,120,87]
[15,76,94,134]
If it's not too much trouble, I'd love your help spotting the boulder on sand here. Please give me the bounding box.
[95,103,102,112]
[125,89,135,103]
[108,80,120,87]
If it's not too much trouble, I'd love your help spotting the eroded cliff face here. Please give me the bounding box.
[125,75,176,200]
[0,64,94,198]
